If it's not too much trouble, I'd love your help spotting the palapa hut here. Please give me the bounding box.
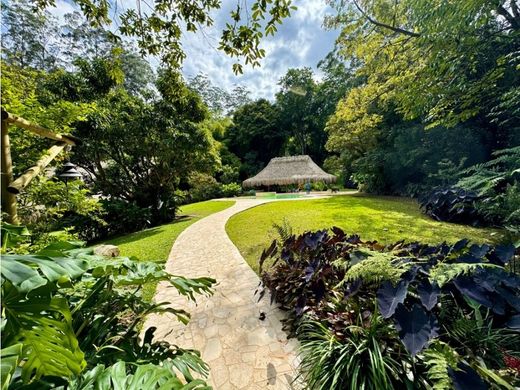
[243,155,336,188]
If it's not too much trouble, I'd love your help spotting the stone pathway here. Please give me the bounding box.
[143,199,304,389]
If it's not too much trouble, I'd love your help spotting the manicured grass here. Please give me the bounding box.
[105,200,235,301]
[226,194,501,273]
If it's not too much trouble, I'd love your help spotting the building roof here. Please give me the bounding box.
[242,155,336,188]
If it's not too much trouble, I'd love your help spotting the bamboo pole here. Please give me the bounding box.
[7,142,67,194]
[1,120,19,224]
[1,109,79,145]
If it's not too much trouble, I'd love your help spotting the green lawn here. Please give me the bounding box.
[226,194,501,273]
[105,200,235,301]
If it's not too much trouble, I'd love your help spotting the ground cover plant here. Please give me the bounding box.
[227,194,500,273]
[103,200,235,301]
[1,225,215,389]
[259,227,520,389]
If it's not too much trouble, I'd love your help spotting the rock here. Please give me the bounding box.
[93,244,120,257]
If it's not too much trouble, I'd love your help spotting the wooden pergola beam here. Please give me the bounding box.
[1,109,82,224]
[7,142,68,195]
[1,109,80,145]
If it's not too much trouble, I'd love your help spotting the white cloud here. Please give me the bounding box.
[46,0,339,100]
[181,0,339,100]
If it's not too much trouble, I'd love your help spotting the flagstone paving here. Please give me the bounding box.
[143,198,310,389]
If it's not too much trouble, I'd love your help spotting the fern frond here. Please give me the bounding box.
[344,250,411,284]
[272,218,293,242]
[422,341,459,390]
[428,263,500,287]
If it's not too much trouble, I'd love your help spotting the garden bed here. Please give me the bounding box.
[258,227,520,389]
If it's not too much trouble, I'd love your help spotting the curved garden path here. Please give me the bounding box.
[144,198,311,389]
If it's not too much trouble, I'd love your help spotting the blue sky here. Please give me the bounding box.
[50,0,339,100]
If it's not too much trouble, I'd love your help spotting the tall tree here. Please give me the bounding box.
[1,0,60,70]
[188,74,251,116]
[325,0,520,193]
[226,99,285,178]
[71,67,216,223]
[326,0,520,147]
[59,11,115,66]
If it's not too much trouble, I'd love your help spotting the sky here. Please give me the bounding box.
[180,0,340,100]
[49,0,339,100]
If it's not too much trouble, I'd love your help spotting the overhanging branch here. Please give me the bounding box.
[352,0,420,37]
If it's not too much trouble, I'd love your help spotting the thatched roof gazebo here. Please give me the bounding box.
[243,155,336,188]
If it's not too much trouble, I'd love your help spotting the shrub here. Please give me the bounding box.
[101,199,152,235]
[17,177,104,237]
[220,182,242,197]
[188,172,221,202]
[260,228,520,389]
[311,181,327,191]
[419,187,481,225]
[0,228,215,389]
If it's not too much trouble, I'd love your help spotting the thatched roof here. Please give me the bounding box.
[243,155,336,188]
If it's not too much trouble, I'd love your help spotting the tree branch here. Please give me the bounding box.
[352,0,420,37]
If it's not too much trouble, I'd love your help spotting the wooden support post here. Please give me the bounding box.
[1,120,19,224]
[7,142,67,194]
[1,109,79,145]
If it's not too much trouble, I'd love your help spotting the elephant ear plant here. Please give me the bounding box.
[260,227,520,389]
[0,227,215,389]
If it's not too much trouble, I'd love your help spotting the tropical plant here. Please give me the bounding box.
[297,316,414,390]
[457,146,520,227]
[419,187,481,225]
[260,228,520,389]
[0,230,215,389]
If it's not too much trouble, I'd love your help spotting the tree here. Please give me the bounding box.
[188,74,251,116]
[119,51,154,95]
[324,0,520,193]
[1,0,60,70]
[188,74,230,115]
[225,99,285,178]
[276,68,317,156]
[326,0,520,147]
[32,0,297,73]
[71,68,217,223]
[59,11,115,66]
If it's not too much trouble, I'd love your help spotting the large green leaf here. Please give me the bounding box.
[1,255,88,293]
[73,254,215,299]
[68,361,211,390]
[1,222,30,251]
[3,296,86,383]
[0,343,23,390]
